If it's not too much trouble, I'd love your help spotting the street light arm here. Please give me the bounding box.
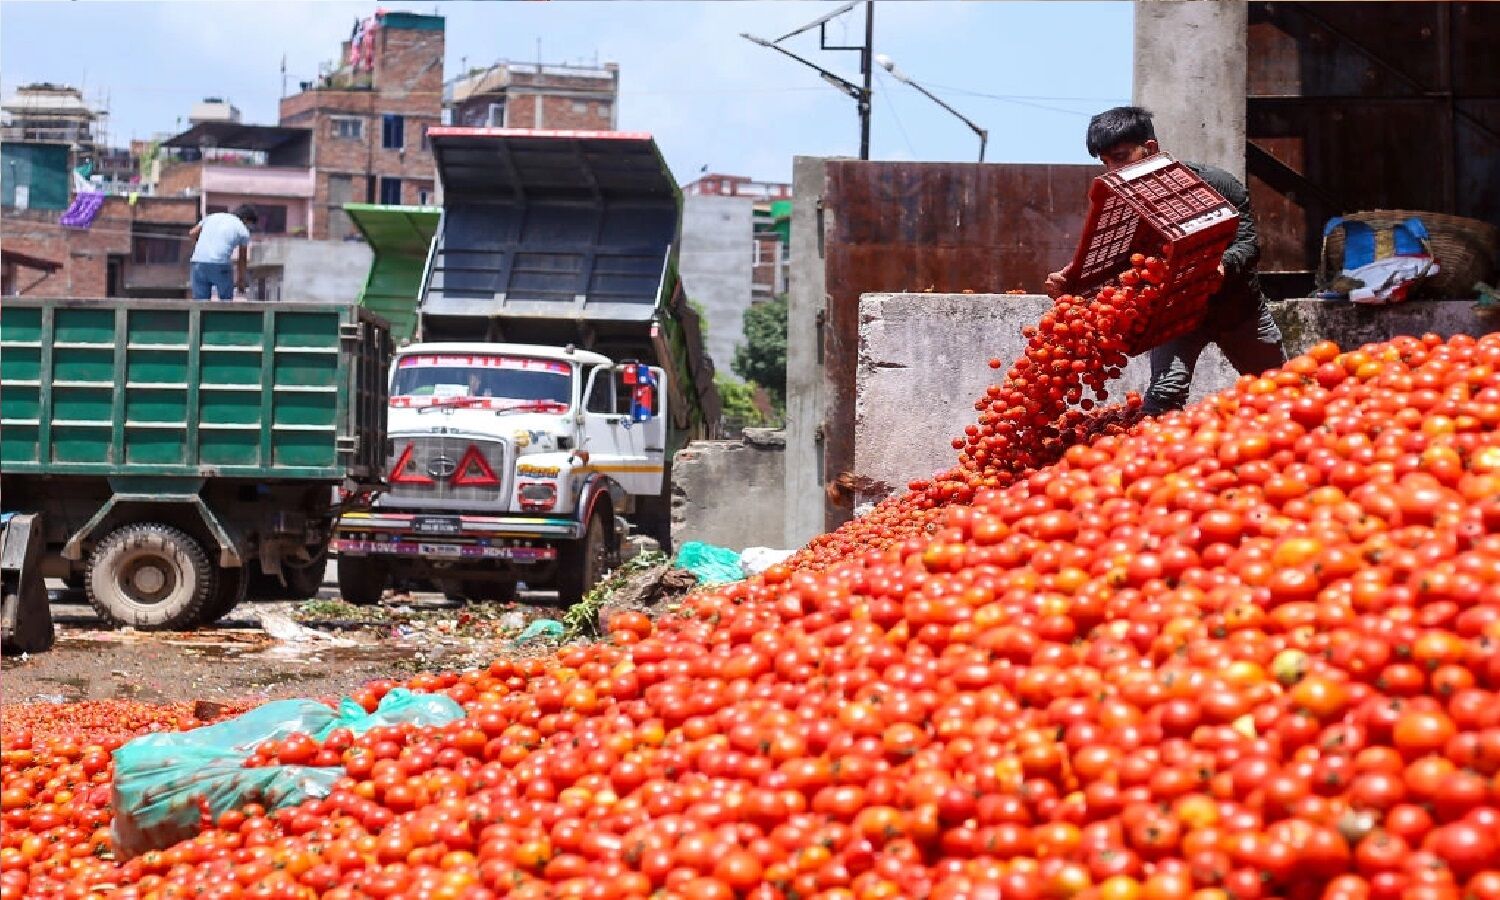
[740,33,868,102]
[893,77,989,161]
[904,80,986,144]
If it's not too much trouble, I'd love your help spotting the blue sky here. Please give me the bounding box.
[0,1,1132,184]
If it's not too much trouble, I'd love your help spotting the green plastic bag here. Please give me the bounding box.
[111,690,464,859]
[674,541,745,585]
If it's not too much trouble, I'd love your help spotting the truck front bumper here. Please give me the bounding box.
[331,511,577,560]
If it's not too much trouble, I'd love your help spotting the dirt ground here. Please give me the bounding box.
[0,569,567,707]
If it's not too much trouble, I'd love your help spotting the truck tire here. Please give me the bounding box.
[199,565,248,625]
[247,549,328,602]
[337,559,389,606]
[85,523,214,631]
[556,513,611,606]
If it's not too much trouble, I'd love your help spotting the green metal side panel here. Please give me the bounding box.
[0,142,70,211]
[0,299,391,480]
[346,204,440,344]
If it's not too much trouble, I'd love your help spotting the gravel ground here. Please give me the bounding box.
[0,566,567,706]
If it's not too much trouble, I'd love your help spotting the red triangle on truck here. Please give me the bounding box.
[451,444,501,486]
[388,443,433,484]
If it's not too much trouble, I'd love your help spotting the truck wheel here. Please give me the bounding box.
[199,565,248,625]
[337,559,388,606]
[282,549,329,599]
[85,523,214,630]
[247,549,329,602]
[557,514,611,606]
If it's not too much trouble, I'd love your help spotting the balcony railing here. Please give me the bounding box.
[1,124,96,144]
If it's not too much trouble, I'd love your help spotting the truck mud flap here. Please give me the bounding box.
[1,512,55,655]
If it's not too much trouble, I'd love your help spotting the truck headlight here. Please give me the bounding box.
[517,481,557,511]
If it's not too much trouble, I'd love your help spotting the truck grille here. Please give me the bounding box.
[381,435,510,509]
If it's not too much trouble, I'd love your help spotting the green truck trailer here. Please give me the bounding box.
[0,298,391,640]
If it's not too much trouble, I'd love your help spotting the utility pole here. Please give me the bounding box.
[742,1,875,161]
[860,2,873,159]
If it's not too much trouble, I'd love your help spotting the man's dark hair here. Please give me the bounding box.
[1086,106,1156,158]
[234,204,260,226]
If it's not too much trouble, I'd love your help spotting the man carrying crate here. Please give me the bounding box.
[1045,107,1287,414]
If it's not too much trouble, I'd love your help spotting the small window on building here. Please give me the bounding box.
[131,226,188,264]
[486,102,505,127]
[331,116,363,140]
[382,114,405,150]
[380,177,403,206]
[254,205,288,234]
[418,189,430,206]
[420,124,430,152]
[572,101,587,114]
[596,103,610,119]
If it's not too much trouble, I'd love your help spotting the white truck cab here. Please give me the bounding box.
[334,342,668,603]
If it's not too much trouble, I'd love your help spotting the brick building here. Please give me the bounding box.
[446,60,618,131]
[1,195,201,298]
[156,122,316,236]
[278,11,445,240]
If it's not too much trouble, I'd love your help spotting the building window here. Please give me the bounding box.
[572,101,588,114]
[209,203,287,234]
[420,124,430,152]
[487,102,505,126]
[418,188,430,206]
[132,226,188,264]
[380,177,402,205]
[382,114,405,149]
[331,116,363,140]
[597,103,610,119]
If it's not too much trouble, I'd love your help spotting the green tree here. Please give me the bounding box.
[715,373,770,428]
[732,294,787,406]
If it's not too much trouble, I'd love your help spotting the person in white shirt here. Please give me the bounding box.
[188,205,258,300]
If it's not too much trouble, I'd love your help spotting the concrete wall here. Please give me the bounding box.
[671,429,791,550]
[1134,0,1248,181]
[854,293,1499,507]
[249,238,372,303]
[784,156,833,547]
[679,194,754,382]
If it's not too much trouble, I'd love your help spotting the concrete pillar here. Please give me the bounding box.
[1133,0,1248,181]
[783,157,830,547]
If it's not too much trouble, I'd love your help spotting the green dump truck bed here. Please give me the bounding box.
[0,299,391,481]
[346,203,441,345]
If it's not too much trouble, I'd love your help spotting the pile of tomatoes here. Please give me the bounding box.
[7,259,1500,899]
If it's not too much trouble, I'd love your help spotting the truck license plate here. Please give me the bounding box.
[413,515,462,535]
[417,543,463,557]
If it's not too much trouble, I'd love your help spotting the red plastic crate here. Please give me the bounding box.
[1064,153,1240,354]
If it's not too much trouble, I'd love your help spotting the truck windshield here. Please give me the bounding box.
[391,354,572,412]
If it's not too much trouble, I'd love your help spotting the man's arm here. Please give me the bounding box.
[1044,262,1077,299]
[188,222,203,240]
[236,244,248,293]
[1204,169,1260,279]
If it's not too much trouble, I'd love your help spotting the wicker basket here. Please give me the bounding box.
[1319,210,1500,299]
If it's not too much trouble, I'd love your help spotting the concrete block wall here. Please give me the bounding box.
[249,238,372,303]
[671,429,791,551]
[853,293,1498,508]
